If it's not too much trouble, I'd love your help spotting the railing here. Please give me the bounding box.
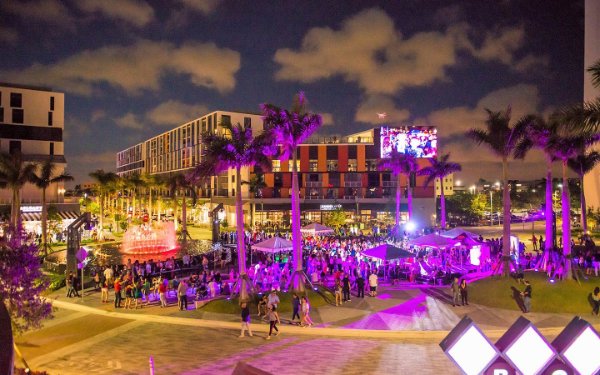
[344,181,362,187]
[382,181,397,187]
[305,181,322,187]
[303,136,374,144]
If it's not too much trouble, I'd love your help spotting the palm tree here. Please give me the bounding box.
[242,174,266,230]
[189,122,275,302]
[377,149,413,229]
[558,59,600,133]
[547,132,599,279]
[568,151,600,233]
[30,161,73,255]
[466,107,528,277]
[126,173,144,218]
[166,173,196,242]
[262,92,322,294]
[514,115,558,261]
[404,153,420,221]
[0,153,37,227]
[88,170,118,240]
[418,153,462,229]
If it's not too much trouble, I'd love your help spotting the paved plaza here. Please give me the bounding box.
[14,281,599,375]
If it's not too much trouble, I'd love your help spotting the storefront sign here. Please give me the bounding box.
[20,206,42,213]
[320,204,342,211]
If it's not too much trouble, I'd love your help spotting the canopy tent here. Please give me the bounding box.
[300,223,335,235]
[407,233,461,248]
[362,243,415,261]
[440,228,480,241]
[251,236,294,253]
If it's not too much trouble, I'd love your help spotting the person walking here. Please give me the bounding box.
[521,280,532,313]
[591,286,599,316]
[178,279,189,311]
[356,273,365,298]
[101,280,109,303]
[334,278,343,306]
[114,277,123,308]
[158,278,168,308]
[239,302,253,337]
[459,279,468,306]
[368,272,378,297]
[66,272,75,298]
[342,273,351,302]
[300,296,314,327]
[450,277,460,307]
[291,294,301,322]
[266,306,279,340]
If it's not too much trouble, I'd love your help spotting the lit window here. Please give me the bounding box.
[272,160,281,172]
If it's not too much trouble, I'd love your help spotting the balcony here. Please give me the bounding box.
[382,181,397,187]
[344,181,362,187]
[305,181,322,187]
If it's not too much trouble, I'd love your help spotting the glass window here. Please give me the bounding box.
[0,107,3,123]
[50,96,55,111]
[244,117,251,128]
[9,140,21,155]
[48,111,53,126]
[272,160,281,172]
[12,108,23,124]
[49,142,54,155]
[309,160,318,172]
[221,115,231,126]
[365,159,378,171]
[348,159,358,171]
[326,159,338,171]
[10,93,22,108]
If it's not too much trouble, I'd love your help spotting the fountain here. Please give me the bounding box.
[121,221,177,255]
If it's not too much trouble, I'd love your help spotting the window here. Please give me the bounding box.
[244,117,251,129]
[9,140,21,155]
[10,93,22,108]
[309,159,318,172]
[272,160,281,172]
[0,107,3,123]
[12,108,24,124]
[326,159,338,171]
[348,159,358,171]
[365,159,378,171]
[221,115,231,126]
[49,142,54,155]
[50,96,55,111]
[48,111,53,126]
[231,174,235,183]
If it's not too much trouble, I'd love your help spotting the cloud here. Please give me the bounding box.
[1,39,241,96]
[180,0,221,14]
[0,27,18,44]
[90,109,107,122]
[274,8,538,94]
[75,0,155,27]
[115,113,143,130]
[355,95,410,124]
[319,113,334,126]
[2,0,75,30]
[146,100,209,126]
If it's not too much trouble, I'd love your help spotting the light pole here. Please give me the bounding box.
[490,190,493,226]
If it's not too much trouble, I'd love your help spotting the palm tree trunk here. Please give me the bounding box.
[545,157,554,253]
[173,195,179,230]
[580,175,587,233]
[440,179,446,229]
[290,151,307,293]
[12,188,20,227]
[181,191,187,243]
[395,174,401,226]
[235,167,247,275]
[98,194,104,241]
[407,175,413,222]
[148,188,153,222]
[42,187,48,255]
[502,157,511,277]
[562,161,572,279]
[158,197,162,221]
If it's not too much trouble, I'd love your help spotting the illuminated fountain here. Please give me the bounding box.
[121,222,177,256]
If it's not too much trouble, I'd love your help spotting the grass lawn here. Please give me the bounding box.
[469,271,599,314]
[201,289,331,315]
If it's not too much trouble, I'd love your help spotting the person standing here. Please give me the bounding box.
[521,280,532,313]
[291,294,301,322]
[356,273,365,298]
[342,273,351,302]
[368,272,378,297]
[300,296,314,327]
[267,290,280,323]
[158,278,168,308]
[101,280,109,303]
[450,277,460,307]
[66,272,75,298]
[178,279,189,311]
[334,278,343,306]
[114,278,122,308]
[265,306,279,340]
[239,302,253,337]
[531,235,538,251]
[459,279,468,306]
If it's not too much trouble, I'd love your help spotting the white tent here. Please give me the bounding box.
[251,236,294,253]
[300,223,335,235]
[407,233,461,248]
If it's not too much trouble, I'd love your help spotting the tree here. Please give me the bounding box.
[514,115,558,259]
[557,59,600,133]
[466,107,528,277]
[30,161,73,255]
[568,151,600,233]
[0,225,53,373]
[261,92,322,294]
[324,207,346,229]
[242,174,266,230]
[418,153,462,229]
[166,173,196,242]
[189,122,275,302]
[125,173,144,218]
[377,149,413,229]
[88,170,118,240]
[0,153,37,227]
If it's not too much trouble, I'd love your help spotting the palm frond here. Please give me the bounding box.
[588,59,600,88]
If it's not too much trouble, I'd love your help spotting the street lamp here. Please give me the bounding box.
[490,190,493,226]
[469,185,476,194]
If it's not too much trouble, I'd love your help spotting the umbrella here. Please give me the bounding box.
[251,236,294,253]
[300,223,335,235]
[362,243,415,260]
[407,233,461,248]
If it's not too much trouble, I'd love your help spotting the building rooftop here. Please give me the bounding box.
[0,82,55,92]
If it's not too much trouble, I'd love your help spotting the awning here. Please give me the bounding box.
[21,211,81,222]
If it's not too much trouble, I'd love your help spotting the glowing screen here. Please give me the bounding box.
[380,126,437,158]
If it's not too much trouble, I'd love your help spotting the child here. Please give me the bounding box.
[239,302,253,338]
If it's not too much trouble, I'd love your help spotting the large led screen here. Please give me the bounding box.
[380,126,437,158]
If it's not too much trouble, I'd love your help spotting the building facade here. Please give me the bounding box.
[117,115,437,229]
[0,83,69,208]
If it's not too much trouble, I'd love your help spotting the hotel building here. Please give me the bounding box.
[0,83,75,221]
[117,111,437,229]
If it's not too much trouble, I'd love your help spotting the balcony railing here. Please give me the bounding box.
[382,181,397,187]
[305,181,322,187]
[344,181,362,187]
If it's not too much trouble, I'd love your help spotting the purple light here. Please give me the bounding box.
[549,278,555,283]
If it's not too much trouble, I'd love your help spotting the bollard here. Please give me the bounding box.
[149,356,155,375]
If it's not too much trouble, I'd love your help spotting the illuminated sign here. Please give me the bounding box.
[380,126,437,158]
[320,204,342,211]
[20,206,43,213]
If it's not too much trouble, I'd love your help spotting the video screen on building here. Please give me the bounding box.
[380,126,437,158]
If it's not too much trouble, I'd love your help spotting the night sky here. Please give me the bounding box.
[0,0,586,186]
